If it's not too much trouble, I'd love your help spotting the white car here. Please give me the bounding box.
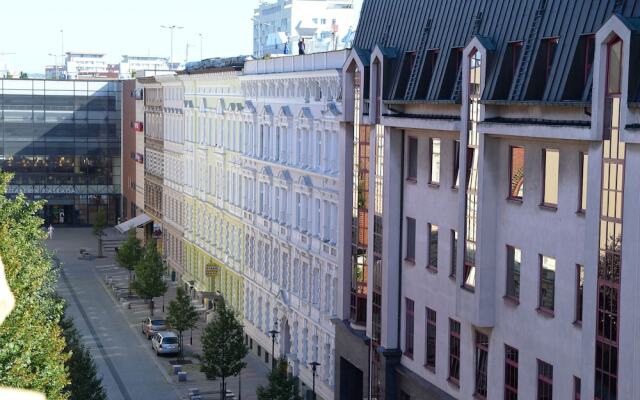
[151,331,180,356]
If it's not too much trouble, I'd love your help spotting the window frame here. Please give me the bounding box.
[509,146,525,201]
[505,245,521,301]
[452,139,460,189]
[429,137,441,186]
[404,297,415,359]
[425,307,437,371]
[541,148,560,208]
[474,331,489,399]
[574,376,581,400]
[538,254,556,314]
[578,152,588,213]
[575,264,584,324]
[537,359,553,400]
[448,318,461,385]
[407,136,418,182]
[450,229,458,279]
[504,345,519,400]
[427,223,438,271]
[405,217,416,263]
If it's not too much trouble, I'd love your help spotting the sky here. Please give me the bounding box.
[0,0,363,74]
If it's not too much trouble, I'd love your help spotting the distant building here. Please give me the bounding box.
[253,0,356,58]
[64,51,110,79]
[44,65,65,79]
[120,55,170,79]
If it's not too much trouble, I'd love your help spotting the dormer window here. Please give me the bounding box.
[563,34,595,100]
[525,37,559,100]
[494,41,523,99]
[394,51,417,99]
[415,49,440,99]
[438,47,463,100]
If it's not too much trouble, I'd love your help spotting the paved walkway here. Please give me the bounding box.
[49,227,269,400]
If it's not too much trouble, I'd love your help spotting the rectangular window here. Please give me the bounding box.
[575,264,584,323]
[406,217,416,262]
[509,146,525,200]
[506,245,522,300]
[404,298,415,358]
[425,307,436,370]
[526,37,559,100]
[407,137,418,181]
[504,345,519,400]
[448,319,460,384]
[429,138,441,185]
[539,255,556,312]
[450,230,458,278]
[542,149,559,206]
[453,140,460,189]
[537,360,553,400]
[395,51,417,99]
[474,331,488,398]
[428,223,438,269]
[579,153,588,212]
[574,376,581,400]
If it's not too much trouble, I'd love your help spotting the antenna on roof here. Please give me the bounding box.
[472,12,484,35]
[614,0,626,13]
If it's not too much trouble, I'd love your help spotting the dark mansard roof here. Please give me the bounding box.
[353,0,640,104]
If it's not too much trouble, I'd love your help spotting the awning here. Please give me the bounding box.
[114,213,152,234]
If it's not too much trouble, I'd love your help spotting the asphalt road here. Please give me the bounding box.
[51,228,182,400]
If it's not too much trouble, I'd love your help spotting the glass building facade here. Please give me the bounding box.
[0,79,121,225]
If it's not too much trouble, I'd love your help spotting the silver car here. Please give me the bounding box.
[151,331,180,356]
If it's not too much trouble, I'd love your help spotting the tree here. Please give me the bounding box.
[166,287,198,361]
[0,172,70,399]
[19,71,28,79]
[257,357,302,400]
[115,231,142,298]
[131,239,166,316]
[200,300,247,400]
[93,208,107,258]
[60,314,106,400]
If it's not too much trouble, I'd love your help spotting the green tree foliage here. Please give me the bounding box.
[200,300,247,398]
[0,173,70,399]
[116,231,142,298]
[132,239,166,316]
[166,287,198,361]
[60,314,106,400]
[93,208,107,258]
[257,357,302,400]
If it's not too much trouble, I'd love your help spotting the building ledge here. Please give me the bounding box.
[483,117,590,128]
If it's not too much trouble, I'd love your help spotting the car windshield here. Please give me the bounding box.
[151,320,165,326]
[162,337,178,344]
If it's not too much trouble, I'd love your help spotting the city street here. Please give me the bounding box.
[50,228,268,400]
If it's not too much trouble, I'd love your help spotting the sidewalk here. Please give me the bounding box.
[60,228,269,400]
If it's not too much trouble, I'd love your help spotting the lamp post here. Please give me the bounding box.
[198,33,204,60]
[268,321,279,369]
[309,361,320,400]
[160,25,184,67]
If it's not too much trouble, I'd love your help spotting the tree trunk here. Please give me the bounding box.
[150,298,154,316]
[220,377,225,400]
[97,235,104,258]
[128,270,132,298]
[178,332,183,361]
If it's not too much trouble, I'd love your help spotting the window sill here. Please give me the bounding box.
[447,377,460,389]
[424,365,435,373]
[461,285,475,293]
[503,295,520,306]
[403,352,414,360]
[576,209,586,217]
[406,177,417,184]
[404,258,416,265]
[451,186,458,192]
[449,273,456,281]
[506,197,523,204]
[428,182,440,189]
[573,320,583,328]
[539,203,558,212]
[473,393,487,400]
[536,307,555,318]
[426,265,438,274]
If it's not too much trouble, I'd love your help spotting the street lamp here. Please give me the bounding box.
[268,321,279,370]
[309,361,321,400]
[198,33,204,60]
[160,25,184,67]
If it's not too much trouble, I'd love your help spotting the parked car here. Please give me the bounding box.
[142,317,166,339]
[151,331,180,356]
